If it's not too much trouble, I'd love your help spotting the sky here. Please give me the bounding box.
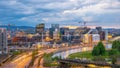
[0,0,120,28]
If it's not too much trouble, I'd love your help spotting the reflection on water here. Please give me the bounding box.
[52,44,112,59]
[52,47,92,59]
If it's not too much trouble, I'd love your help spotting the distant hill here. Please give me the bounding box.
[0,25,35,30]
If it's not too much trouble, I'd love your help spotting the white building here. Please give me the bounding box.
[0,28,8,54]
[92,34,100,43]
[83,29,100,44]
[53,29,60,40]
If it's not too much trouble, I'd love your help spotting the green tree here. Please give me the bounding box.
[118,45,120,52]
[112,40,120,51]
[92,46,99,56]
[112,41,117,49]
[109,49,118,56]
[98,42,106,56]
[92,42,106,56]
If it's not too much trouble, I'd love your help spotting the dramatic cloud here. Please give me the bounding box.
[0,0,120,28]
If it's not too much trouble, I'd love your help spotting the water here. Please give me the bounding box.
[52,44,112,59]
[52,47,92,59]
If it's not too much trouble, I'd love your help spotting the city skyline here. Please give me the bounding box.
[0,0,120,68]
[0,0,120,28]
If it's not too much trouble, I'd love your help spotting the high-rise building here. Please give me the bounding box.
[36,23,45,34]
[60,27,70,42]
[96,27,106,41]
[0,28,8,54]
[99,31,105,41]
[96,27,102,32]
[60,27,69,35]
[49,28,55,39]
[49,24,60,39]
[53,29,60,41]
[45,30,50,38]
[51,24,59,29]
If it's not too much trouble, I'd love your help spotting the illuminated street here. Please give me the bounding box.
[1,53,32,68]
[0,48,57,68]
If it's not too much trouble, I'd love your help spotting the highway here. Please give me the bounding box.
[32,52,44,68]
[0,48,57,68]
[39,49,57,68]
[1,45,88,68]
[1,52,32,68]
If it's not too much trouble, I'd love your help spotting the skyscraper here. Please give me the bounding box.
[36,23,45,34]
[49,24,59,39]
[53,29,60,41]
[0,28,8,54]
[60,27,70,42]
[60,27,69,35]
[51,24,59,29]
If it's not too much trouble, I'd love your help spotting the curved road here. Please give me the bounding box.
[1,45,86,68]
[1,53,32,68]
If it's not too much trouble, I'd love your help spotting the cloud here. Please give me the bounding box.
[0,0,119,27]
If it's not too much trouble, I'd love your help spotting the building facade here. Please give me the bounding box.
[36,23,45,34]
[0,28,8,54]
[51,24,59,29]
[53,29,60,41]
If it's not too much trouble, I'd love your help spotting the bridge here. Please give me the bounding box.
[110,36,120,41]
[58,59,120,68]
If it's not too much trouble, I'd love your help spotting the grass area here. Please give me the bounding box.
[68,51,93,59]
[68,51,119,60]
[12,50,22,55]
[43,53,59,67]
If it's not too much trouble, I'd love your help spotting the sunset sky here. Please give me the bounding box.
[0,0,120,28]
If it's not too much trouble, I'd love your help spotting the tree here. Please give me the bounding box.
[112,40,120,52]
[109,49,118,56]
[112,41,117,49]
[98,42,106,56]
[92,46,99,56]
[118,45,120,52]
[92,42,106,56]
